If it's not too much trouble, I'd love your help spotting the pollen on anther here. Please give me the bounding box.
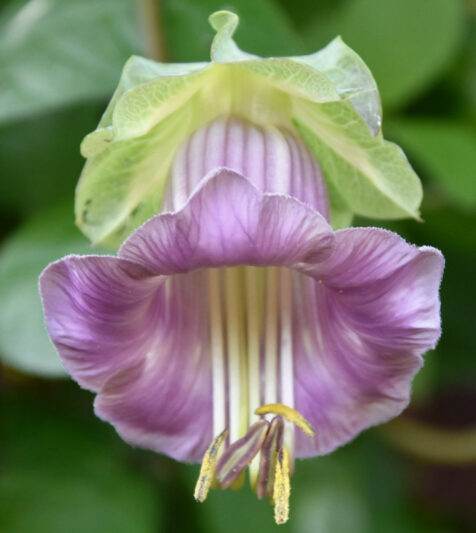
[194,429,228,502]
[255,403,315,437]
[273,446,290,525]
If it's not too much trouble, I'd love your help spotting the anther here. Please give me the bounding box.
[273,446,290,525]
[194,428,228,502]
[257,416,284,499]
[255,403,315,437]
[215,420,269,489]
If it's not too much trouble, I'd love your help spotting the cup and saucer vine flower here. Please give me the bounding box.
[40,11,444,525]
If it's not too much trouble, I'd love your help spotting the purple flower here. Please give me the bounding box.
[40,118,443,523]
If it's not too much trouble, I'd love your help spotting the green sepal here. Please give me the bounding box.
[76,10,423,246]
[294,104,422,221]
[293,36,381,136]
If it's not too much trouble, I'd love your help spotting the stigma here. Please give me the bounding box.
[194,403,315,525]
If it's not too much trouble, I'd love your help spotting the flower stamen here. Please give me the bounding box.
[245,266,264,487]
[257,416,284,499]
[215,420,269,489]
[273,445,291,525]
[264,267,279,404]
[194,428,228,502]
[255,403,315,437]
[208,269,226,437]
[225,267,248,443]
[279,268,295,460]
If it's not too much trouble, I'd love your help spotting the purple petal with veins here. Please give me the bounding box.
[119,169,335,274]
[294,228,444,456]
[162,117,329,219]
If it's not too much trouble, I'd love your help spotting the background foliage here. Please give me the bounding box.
[1,0,475,531]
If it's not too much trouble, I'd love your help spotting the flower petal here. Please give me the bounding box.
[40,258,213,462]
[292,228,444,457]
[39,255,161,391]
[120,169,335,274]
[94,271,212,462]
[161,117,330,219]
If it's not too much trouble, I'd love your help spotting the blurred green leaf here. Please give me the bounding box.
[303,0,464,110]
[0,0,144,123]
[0,103,102,216]
[467,14,476,122]
[293,456,368,533]
[275,0,345,28]
[161,0,304,61]
[0,202,107,377]
[388,118,476,208]
[0,392,159,533]
[293,435,456,533]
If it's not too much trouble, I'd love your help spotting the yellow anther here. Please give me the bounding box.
[255,403,315,437]
[194,429,228,502]
[273,446,290,525]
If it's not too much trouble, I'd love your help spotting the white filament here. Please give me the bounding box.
[264,267,279,404]
[208,269,226,437]
[209,266,293,465]
[246,267,261,422]
[224,268,248,443]
[280,268,295,460]
[246,266,263,486]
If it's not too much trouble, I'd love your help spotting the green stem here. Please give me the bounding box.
[139,0,166,61]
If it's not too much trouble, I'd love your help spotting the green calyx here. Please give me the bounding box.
[76,10,422,247]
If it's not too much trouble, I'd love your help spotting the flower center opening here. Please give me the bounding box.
[207,266,295,447]
[193,264,315,524]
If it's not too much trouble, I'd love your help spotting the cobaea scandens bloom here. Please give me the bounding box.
[40,12,443,525]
